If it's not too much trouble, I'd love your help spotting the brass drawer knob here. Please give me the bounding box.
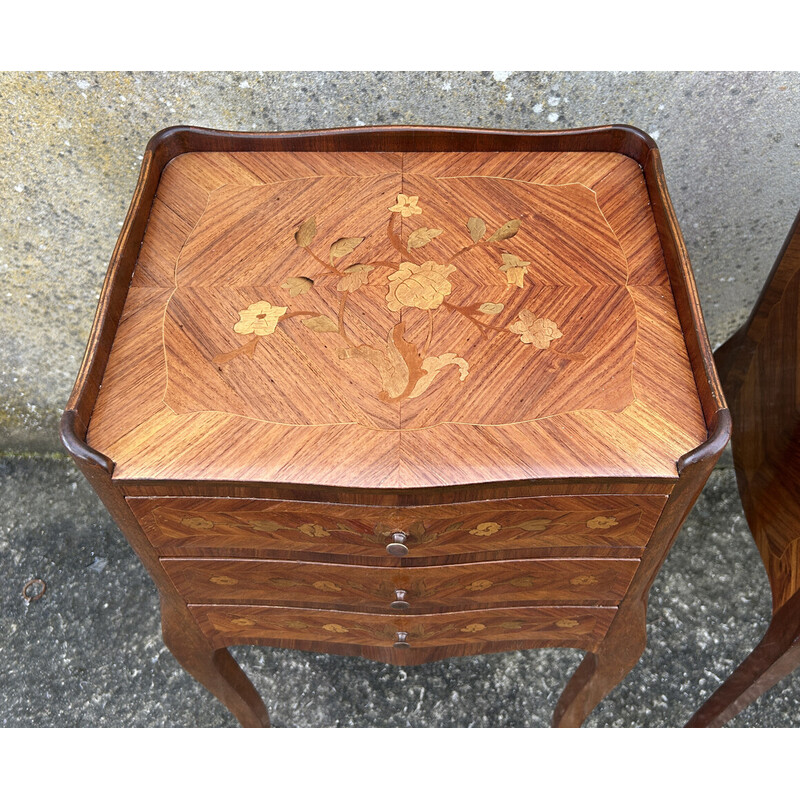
[394,631,410,648]
[385,531,409,556]
[390,589,410,610]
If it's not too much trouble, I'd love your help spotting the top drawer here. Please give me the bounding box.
[128,494,666,562]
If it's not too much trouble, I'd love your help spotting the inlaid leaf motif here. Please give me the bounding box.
[322,623,349,633]
[407,227,443,250]
[339,342,405,399]
[516,518,552,532]
[570,575,599,586]
[210,575,238,585]
[465,580,493,592]
[303,315,339,333]
[329,237,364,262]
[231,618,255,627]
[248,520,283,533]
[312,580,342,592]
[408,353,469,399]
[499,253,530,289]
[510,577,536,587]
[500,621,524,630]
[181,516,214,530]
[281,276,314,296]
[298,523,331,538]
[556,618,580,628]
[411,521,440,544]
[461,623,486,633]
[269,578,301,588]
[489,218,521,242]
[283,620,310,630]
[339,322,423,402]
[467,216,486,242]
[336,264,373,293]
[295,217,317,248]
[478,302,504,315]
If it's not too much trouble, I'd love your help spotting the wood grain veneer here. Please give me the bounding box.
[86,147,706,487]
[688,209,800,727]
[189,604,617,664]
[61,125,728,728]
[161,556,639,611]
[128,493,666,563]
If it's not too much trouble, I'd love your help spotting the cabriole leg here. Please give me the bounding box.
[161,599,270,728]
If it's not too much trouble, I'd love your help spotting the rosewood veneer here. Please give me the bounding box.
[687,209,800,727]
[61,125,728,727]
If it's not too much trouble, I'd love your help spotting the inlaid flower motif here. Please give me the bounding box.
[586,516,619,530]
[312,580,342,592]
[470,521,501,537]
[233,301,288,336]
[461,623,486,632]
[231,618,255,627]
[386,261,456,311]
[389,193,423,217]
[556,618,580,628]
[299,523,331,538]
[508,309,563,349]
[323,623,349,633]
[570,575,599,586]
[466,580,493,592]
[181,516,214,530]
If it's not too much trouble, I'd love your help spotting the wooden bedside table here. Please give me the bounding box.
[61,125,729,727]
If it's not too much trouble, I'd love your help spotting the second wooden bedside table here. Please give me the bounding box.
[62,124,729,727]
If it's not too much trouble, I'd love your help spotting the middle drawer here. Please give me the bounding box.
[161,557,639,613]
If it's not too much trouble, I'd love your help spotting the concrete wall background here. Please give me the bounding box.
[0,70,797,452]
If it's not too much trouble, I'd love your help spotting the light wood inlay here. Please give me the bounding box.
[88,150,706,487]
[190,603,616,658]
[128,494,667,561]
[162,557,639,611]
[62,125,727,728]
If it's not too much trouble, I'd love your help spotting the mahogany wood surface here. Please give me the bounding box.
[688,210,800,727]
[86,148,706,487]
[129,493,666,563]
[189,603,617,664]
[61,125,728,728]
[161,556,639,611]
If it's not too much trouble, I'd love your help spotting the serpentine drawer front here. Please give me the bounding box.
[160,557,640,611]
[128,494,667,561]
[62,125,728,728]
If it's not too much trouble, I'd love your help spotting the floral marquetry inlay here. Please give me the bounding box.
[160,166,641,431]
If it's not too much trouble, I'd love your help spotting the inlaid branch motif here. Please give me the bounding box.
[212,195,566,404]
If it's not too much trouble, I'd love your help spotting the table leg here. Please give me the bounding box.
[552,601,647,727]
[686,608,800,727]
[161,598,270,728]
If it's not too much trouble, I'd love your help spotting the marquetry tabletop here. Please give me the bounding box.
[86,148,706,488]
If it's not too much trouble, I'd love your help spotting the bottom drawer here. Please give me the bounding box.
[190,604,616,655]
